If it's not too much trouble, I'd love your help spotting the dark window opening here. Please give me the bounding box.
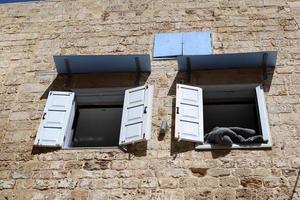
[71,105,123,147]
[203,88,263,142]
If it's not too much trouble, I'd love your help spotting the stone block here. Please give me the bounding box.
[184,188,213,200]
[236,188,256,199]
[198,177,219,188]
[139,177,158,189]
[158,178,178,189]
[16,179,34,189]
[96,179,121,189]
[122,178,140,189]
[241,177,263,188]
[214,188,236,200]
[0,180,15,189]
[102,170,119,179]
[83,161,110,171]
[178,177,198,188]
[70,190,88,200]
[57,178,77,189]
[220,176,240,188]
[207,168,231,177]
[33,180,56,190]
[12,170,32,179]
[111,160,128,170]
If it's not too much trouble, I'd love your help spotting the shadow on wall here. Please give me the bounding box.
[40,72,150,99]
[168,68,275,157]
[32,72,151,156]
[126,141,147,158]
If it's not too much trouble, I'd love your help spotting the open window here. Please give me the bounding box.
[34,85,153,149]
[175,84,272,149]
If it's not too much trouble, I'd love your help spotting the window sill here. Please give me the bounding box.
[62,146,121,152]
[195,141,272,150]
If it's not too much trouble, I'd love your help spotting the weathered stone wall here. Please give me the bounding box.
[0,0,300,199]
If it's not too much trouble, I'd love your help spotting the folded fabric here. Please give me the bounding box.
[204,127,264,146]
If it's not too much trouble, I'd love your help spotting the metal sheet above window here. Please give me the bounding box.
[54,54,151,74]
[0,0,41,3]
[177,51,277,71]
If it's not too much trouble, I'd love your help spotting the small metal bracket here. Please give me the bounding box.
[186,57,192,84]
[135,57,141,86]
[261,53,268,82]
[119,145,128,152]
[42,112,47,120]
[64,59,72,87]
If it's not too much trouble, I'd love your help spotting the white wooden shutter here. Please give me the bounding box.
[119,85,153,145]
[255,85,271,143]
[34,91,75,147]
[175,84,204,143]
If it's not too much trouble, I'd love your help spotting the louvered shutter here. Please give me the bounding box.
[175,84,204,143]
[34,91,75,147]
[119,85,153,145]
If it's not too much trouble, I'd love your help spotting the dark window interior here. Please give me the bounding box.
[72,105,123,147]
[203,89,262,138]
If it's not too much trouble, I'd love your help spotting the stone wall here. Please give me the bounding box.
[0,0,300,199]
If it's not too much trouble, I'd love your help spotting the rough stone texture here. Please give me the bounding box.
[0,0,299,199]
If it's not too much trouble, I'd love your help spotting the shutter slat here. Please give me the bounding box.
[175,84,204,143]
[119,85,153,145]
[34,91,75,147]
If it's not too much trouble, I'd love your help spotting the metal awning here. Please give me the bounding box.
[177,51,277,71]
[54,54,151,74]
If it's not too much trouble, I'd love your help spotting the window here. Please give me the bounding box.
[34,85,154,148]
[66,88,125,148]
[175,84,272,149]
[153,32,212,59]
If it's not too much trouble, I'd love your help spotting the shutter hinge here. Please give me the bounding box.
[145,85,148,89]
[42,112,47,120]
[143,133,146,139]
[176,107,179,114]
[144,106,147,114]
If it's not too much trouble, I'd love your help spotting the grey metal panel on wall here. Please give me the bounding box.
[153,32,213,59]
[177,51,277,71]
[54,54,151,74]
[153,32,183,58]
[182,32,212,55]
